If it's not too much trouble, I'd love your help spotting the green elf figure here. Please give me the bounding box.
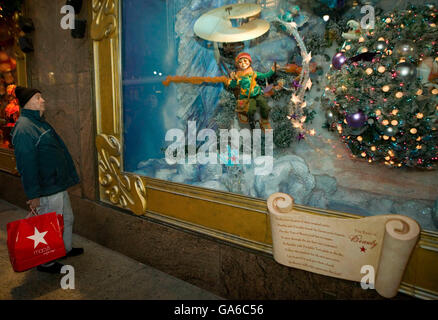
[228,52,276,130]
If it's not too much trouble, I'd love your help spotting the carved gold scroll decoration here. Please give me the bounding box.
[96,134,147,215]
[91,0,117,40]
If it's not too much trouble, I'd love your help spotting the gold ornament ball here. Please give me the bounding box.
[382,85,390,92]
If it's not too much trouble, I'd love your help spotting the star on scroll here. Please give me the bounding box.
[360,246,366,252]
[302,51,312,64]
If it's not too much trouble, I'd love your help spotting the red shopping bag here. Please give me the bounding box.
[7,211,66,272]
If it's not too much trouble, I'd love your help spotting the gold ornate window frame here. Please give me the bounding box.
[91,0,438,299]
[0,48,27,175]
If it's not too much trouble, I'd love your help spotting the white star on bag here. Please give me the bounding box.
[26,227,48,249]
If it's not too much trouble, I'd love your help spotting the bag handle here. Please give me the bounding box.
[27,206,38,217]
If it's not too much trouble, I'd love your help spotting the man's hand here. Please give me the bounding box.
[27,198,40,209]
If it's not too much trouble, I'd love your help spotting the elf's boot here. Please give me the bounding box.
[260,118,271,133]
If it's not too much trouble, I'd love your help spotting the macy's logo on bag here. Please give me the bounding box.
[34,246,54,256]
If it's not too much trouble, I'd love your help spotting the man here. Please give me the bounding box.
[11,85,84,274]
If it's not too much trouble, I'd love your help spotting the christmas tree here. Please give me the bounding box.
[323,5,438,169]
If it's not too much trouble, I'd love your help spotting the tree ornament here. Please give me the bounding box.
[395,40,416,57]
[374,41,388,53]
[346,111,367,128]
[384,126,398,136]
[325,109,335,122]
[332,52,347,70]
[395,62,417,81]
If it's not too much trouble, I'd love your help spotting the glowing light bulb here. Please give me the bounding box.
[378,66,386,73]
[371,146,376,151]
[375,110,382,116]
[357,136,363,142]
[395,92,403,99]
[392,109,399,115]
[383,135,389,140]
[323,15,330,22]
[382,85,390,92]
[416,113,424,119]
[382,120,389,125]
[366,68,373,75]
[391,120,398,126]
[416,89,423,95]
[361,152,367,157]
[410,128,418,134]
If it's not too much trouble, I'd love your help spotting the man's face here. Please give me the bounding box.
[238,57,251,71]
[24,93,45,116]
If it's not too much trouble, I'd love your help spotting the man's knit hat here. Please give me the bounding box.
[235,52,252,65]
[10,85,41,108]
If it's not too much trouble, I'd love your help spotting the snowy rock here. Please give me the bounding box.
[155,168,178,181]
[307,190,329,209]
[136,158,175,177]
[314,174,337,195]
[364,198,394,215]
[189,0,212,11]
[177,163,199,181]
[199,162,223,181]
[433,199,438,230]
[327,201,372,216]
[254,155,315,201]
[194,180,228,192]
[392,200,435,231]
